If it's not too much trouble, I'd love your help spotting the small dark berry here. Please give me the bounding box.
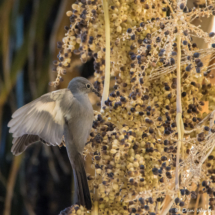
[175,197,180,204]
[144,205,149,210]
[147,44,151,50]
[156,37,161,42]
[164,30,169,35]
[180,189,185,195]
[196,67,201,73]
[165,85,170,91]
[131,35,135,40]
[193,52,200,58]
[180,3,185,10]
[152,167,158,175]
[127,28,132,33]
[183,30,188,36]
[182,92,186,97]
[183,40,188,45]
[209,32,215,37]
[139,197,144,204]
[204,126,210,131]
[140,22,145,27]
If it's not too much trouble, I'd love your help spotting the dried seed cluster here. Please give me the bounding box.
[50,0,166,87]
[57,0,215,214]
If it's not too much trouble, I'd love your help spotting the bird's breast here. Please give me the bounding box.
[64,95,94,153]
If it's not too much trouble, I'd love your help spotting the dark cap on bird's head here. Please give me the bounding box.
[68,77,101,97]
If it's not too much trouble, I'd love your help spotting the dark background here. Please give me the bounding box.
[0,0,94,215]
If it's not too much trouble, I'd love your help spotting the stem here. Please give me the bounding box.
[199,193,208,215]
[160,183,175,215]
[91,200,98,215]
[176,35,182,114]
[101,0,110,108]
[91,171,99,215]
[161,198,175,215]
[175,34,184,191]
[194,188,200,215]
[3,156,22,215]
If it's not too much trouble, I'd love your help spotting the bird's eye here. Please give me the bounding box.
[86,84,91,89]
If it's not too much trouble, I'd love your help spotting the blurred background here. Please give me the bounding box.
[0,0,96,215]
[0,0,215,215]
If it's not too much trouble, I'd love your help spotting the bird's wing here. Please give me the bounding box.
[8,89,74,155]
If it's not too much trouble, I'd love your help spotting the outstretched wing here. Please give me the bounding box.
[8,89,74,155]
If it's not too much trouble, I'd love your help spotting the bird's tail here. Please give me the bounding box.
[72,153,92,210]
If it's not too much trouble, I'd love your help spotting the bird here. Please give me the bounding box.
[8,77,101,210]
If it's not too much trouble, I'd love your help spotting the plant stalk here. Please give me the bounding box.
[175,34,184,191]
[91,171,99,215]
[3,156,22,215]
[101,0,110,108]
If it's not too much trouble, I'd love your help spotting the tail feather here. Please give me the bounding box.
[72,153,92,210]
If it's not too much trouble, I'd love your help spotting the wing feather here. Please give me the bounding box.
[11,134,40,155]
[8,89,74,155]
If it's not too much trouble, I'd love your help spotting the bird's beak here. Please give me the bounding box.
[92,88,101,97]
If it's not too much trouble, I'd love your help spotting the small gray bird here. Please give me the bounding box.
[8,77,100,210]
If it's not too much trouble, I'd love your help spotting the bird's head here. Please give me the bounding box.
[68,77,101,97]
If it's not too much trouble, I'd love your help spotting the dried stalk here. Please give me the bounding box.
[194,190,200,215]
[92,0,110,212]
[199,193,208,215]
[91,198,98,215]
[91,172,98,215]
[3,156,22,215]
[160,183,175,215]
[101,0,110,108]
[161,22,184,215]
[161,198,175,215]
[176,34,184,191]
